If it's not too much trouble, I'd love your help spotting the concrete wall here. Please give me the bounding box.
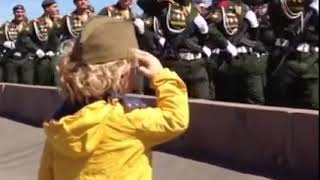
[0,83,318,179]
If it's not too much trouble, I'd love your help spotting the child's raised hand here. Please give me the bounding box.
[131,49,163,79]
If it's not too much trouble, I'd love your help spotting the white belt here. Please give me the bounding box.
[296,43,319,53]
[212,48,267,58]
[212,48,221,55]
[13,52,22,58]
[237,46,254,54]
[178,52,202,61]
[275,38,289,47]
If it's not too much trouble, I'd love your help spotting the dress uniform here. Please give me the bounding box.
[267,0,319,109]
[138,15,167,95]
[18,0,62,86]
[98,2,135,20]
[0,5,33,84]
[205,0,267,104]
[138,0,211,99]
[56,2,95,42]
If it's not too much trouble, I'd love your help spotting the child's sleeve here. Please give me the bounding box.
[126,68,189,147]
[38,140,53,180]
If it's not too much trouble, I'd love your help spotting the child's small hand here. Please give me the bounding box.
[131,49,163,79]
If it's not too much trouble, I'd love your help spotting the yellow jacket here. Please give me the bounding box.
[39,68,189,180]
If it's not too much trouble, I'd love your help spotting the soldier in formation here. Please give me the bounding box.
[18,0,61,86]
[0,5,32,84]
[0,0,317,109]
[138,0,212,99]
[266,0,319,109]
[56,0,95,42]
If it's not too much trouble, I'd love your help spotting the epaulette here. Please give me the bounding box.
[120,97,147,113]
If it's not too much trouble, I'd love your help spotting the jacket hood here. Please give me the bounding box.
[43,100,110,159]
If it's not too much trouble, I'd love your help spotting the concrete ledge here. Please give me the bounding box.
[0,83,61,126]
[289,112,319,177]
[0,83,318,178]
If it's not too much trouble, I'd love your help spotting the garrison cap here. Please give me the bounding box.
[13,4,25,12]
[72,16,139,64]
[42,0,57,8]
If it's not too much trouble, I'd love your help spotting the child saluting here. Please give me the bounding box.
[38,16,189,180]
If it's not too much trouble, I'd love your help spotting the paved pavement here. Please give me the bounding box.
[0,117,272,180]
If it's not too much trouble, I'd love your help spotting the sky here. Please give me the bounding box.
[0,0,142,23]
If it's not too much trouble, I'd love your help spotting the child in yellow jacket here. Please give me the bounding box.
[39,16,189,180]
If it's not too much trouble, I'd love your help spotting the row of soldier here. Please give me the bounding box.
[0,0,318,109]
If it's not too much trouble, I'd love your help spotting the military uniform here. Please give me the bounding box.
[139,15,167,95]
[138,0,211,99]
[267,0,319,109]
[56,9,95,42]
[204,0,267,104]
[98,3,134,20]
[18,14,62,86]
[0,19,33,84]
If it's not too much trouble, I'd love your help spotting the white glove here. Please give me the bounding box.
[226,41,238,57]
[193,14,209,34]
[3,41,15,49]
[133,18,145,34]
[46,51,55,57]
[310,0,319,14]
[13,52,22,57]
[36,49,45,59]
[202,46,212,58]
[158,37,166,47]
[245,10,259,28]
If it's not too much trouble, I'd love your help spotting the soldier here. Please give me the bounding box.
[0,5,32,84]
[137,14,167,95]
[98,0,134,20]
[138,0,212,99]
[56,0,95,42]
[266,0,319,109]
[205,0,267,104]
[18,0,62,86]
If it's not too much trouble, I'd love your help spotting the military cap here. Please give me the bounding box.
[42,0,57,8]
[13,4,25,12]
[71,16,138,64]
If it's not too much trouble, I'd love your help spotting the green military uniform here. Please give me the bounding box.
[0,19,34,84]
[99,3,145,95]
[138,0,211,99]
[205,0,267,104]
[267,0,319,109]
[139,15,166,95]
[56,8,95,42]
[18,14,62,86]
[98,3,134,20]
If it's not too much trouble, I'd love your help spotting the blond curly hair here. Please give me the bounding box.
[57,42,133,104]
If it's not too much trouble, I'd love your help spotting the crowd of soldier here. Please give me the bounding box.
[0,0,318,109]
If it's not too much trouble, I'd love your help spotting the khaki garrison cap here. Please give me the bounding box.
[72,16,139,64]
